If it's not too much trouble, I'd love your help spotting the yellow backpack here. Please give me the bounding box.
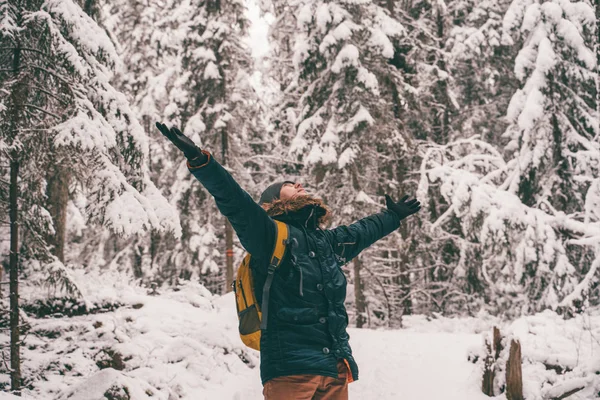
[233,220,289,350]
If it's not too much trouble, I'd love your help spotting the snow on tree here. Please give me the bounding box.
[258,0,304,177]
[260,0,299,92]
[0,0,180,291]
[152,0,266,291]
[262,0,431,326]
[66,0,266,291]
[418,0,599,316]
[370,0,462,318]
[0,0,180,390]
[69,0,194,285]
[398,0,520,315]
[447,0,518,143]
[502,0,597,211]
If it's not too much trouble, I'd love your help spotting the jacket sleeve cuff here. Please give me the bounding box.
[187,150,211,170]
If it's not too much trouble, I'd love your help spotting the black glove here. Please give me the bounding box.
[155,122,205,162]
[385,194,421,220]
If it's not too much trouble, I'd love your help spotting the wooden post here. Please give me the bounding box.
[482,350,495,396]
[482,326,503,396]
[506,340,523,400]
[493,327,502,358]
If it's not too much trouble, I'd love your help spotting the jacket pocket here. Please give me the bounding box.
[239,304,261,335]
[276,307,318,325]
[326,230,355,266]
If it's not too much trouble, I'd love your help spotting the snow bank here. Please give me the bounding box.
[11,271,262,399]
[507,310,600,400]
[473,309,600,400]
[59,369,154,400]
[0,393,22,400]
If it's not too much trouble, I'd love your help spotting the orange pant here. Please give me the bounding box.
[262,361,349,400]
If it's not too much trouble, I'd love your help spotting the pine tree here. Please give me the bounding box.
[392,0,458,144]
[501,0,598,312]
[69,0,191,286]
[80,0,266,290]
[447,0,518,143]
[257,0,314,190]
[155,0,265,291]
[259,0,304,176]
[418,0,599,315]
[401,0,520,315]
[265,0,425,326]
[0,0,180,388]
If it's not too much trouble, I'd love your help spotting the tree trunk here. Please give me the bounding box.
[9,157,21,393]
[348,166,367,327]
[46,165,70,263]
[225,220,234,293]
[133,244,144,279]
[482,326,503,396]
[393,248,412,316]
[150,230,159,270]
[8,43,24,394]
[596,0,599,142]
[399,256,412,315]
[354,257,366,328]
[220,128,234,293]
[396,163,412,316]
[77,0,100,20]
[314,163,326,186]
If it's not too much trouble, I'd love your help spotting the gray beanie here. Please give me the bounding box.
[259,181,294,205]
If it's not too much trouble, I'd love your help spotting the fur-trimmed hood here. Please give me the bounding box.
[261,195,331,229]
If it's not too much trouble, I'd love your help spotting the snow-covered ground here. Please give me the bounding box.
[350,329,488,400]
[2,270,599,399]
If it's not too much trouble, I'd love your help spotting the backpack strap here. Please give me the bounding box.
[260,220,289,330]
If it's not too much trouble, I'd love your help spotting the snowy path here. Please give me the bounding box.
[349,329,489,400]
[224,326,490,399]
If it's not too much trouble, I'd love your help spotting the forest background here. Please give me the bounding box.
[0,0,598,395]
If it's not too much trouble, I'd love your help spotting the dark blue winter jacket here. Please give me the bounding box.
[189,152,401,384]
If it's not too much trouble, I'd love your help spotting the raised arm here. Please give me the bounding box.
[156,122,276,260]
[324,194,421,264]
[189,152,276,259]
[324,210,400,264]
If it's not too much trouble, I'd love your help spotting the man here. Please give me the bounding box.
[156,122,421,399]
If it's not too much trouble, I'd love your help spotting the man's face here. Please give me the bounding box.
[279,182,307,201]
